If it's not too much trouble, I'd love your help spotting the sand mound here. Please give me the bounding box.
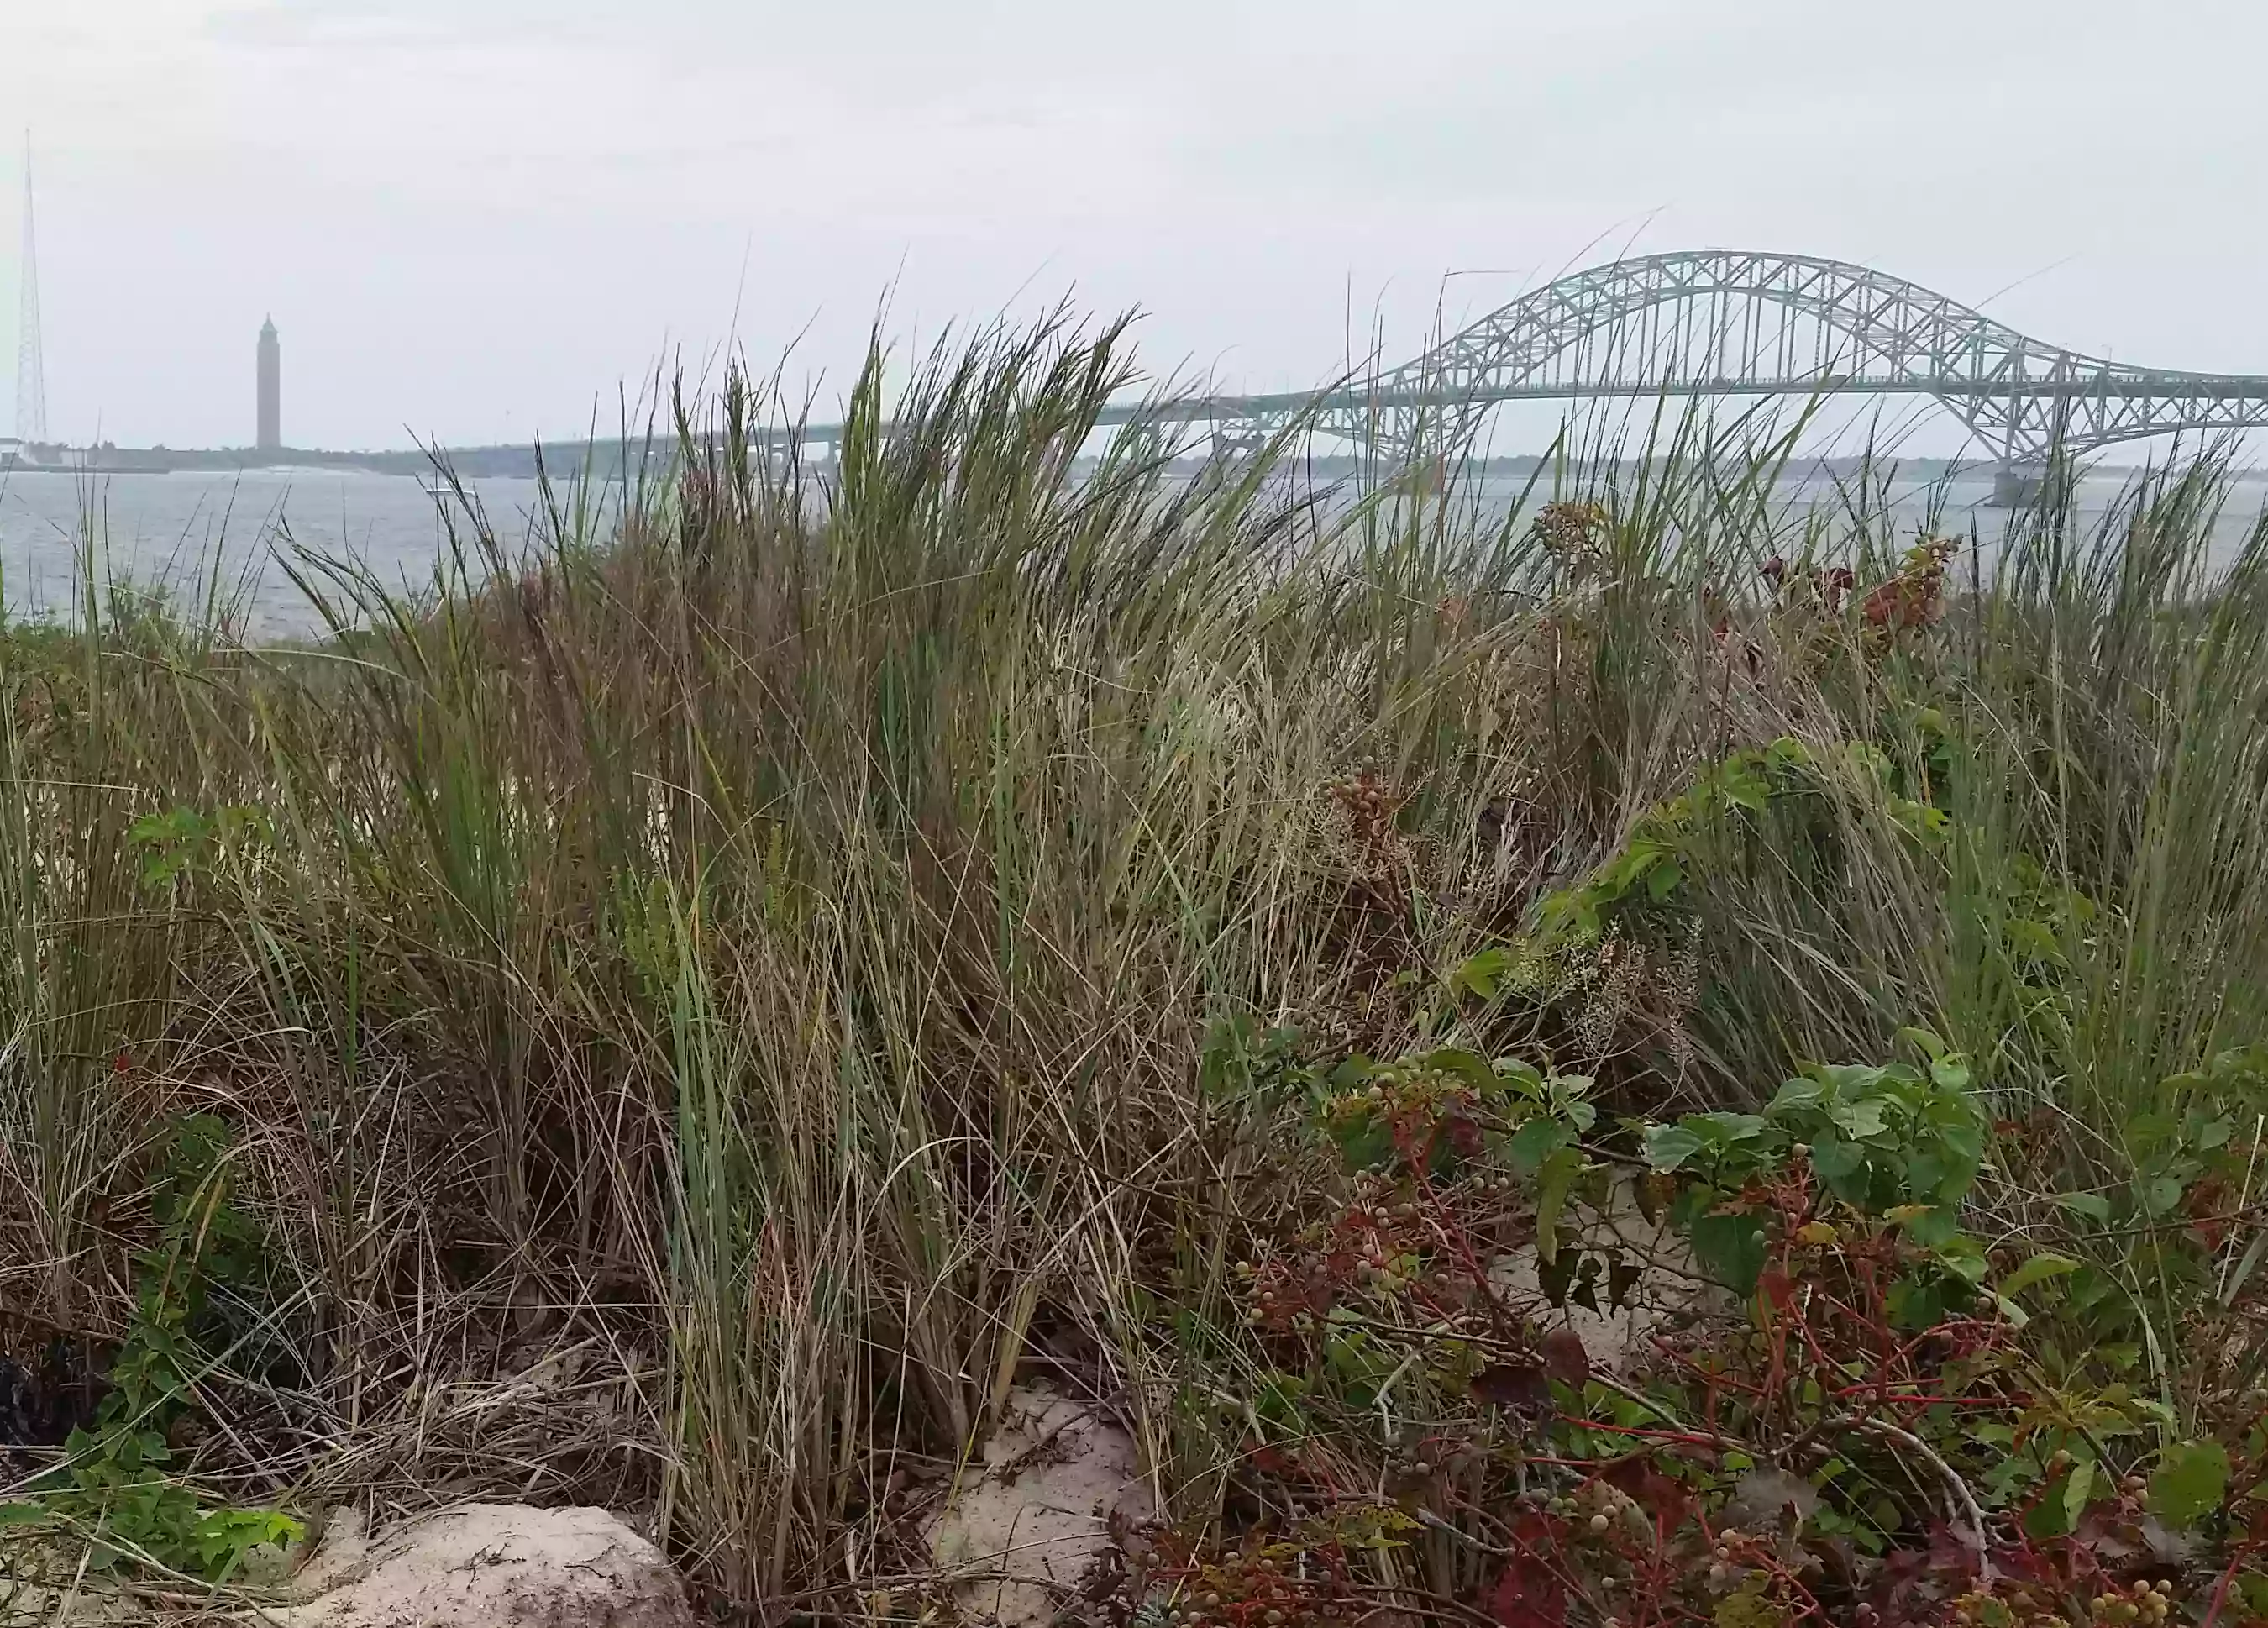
[924,1383,1154,1628]
[281,1503,691,1628]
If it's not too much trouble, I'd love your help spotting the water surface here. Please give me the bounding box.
[2,465,2259,638]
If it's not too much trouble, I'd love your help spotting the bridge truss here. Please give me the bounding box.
[1098,250,2268,465]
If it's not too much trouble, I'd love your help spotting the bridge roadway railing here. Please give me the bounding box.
[767,370,2268,459]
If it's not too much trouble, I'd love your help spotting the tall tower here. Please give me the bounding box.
[256,317,280,453]
[14,134,46,445]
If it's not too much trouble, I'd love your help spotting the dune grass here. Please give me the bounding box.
[3,318,2267,1615]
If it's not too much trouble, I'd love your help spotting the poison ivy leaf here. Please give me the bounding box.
[1535,1147,1583,1265]
[1898,1205,1961,1248]
[1328,1057,1376,1091]
[2064,1457,2097,1531]
[1688,1210,1768,1295]
[1765,1076,1825,1115]
[1827,1096,1891,1141]
[1886,1273,1945,1331]
[1253,1371,1310,1426]
[1809,1134,1871,1205]
[2056,1192,2113,1225]
[2142,1174,2187,1217]
[1722,777,1770,815]
[1691,1111,1769,1145]
[2149,1441,2228,1529]
[1717,1583,1782,1628]
[1897,1025,1950,1059]
[1998,1252,2081,1300]
[2194,1113,2236,1153]
[1508,1116,1572,1176]
[1452,947,1511,999]
[1932,1234,1990,1283]
[1423,1048,1497,1089]
[2024,1458,2095,1539]
[1490,1058,1546,1096]
[1327,1111,1394,1174]
[1643,1123,1705,1172]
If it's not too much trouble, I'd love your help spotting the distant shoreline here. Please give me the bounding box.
[6,446,2259,483]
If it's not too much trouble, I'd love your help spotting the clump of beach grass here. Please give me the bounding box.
[1,314,2265,1615]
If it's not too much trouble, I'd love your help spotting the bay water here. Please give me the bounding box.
[3,464,2260,640]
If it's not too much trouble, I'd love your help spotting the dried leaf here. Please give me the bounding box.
[1541,1326,1592,1388]
[1722,1468,1819,1534]
[1471,1361,1549,1412]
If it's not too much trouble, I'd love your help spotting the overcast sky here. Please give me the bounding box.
[4,0,2264,454]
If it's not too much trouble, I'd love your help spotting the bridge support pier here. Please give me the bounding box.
[1990,464,2047,508]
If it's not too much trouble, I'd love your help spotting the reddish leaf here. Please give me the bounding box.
[1471,1360,1549,1411]
[2187,1175,2236,1249]
[2075,1500,2134,1549]
[1483,1552,1567,1628]
[1601,1456,1689,1536]
[1540,1326,1592,1388]
[1244,1442,1293,1475]
[1922,1520,1983,1587]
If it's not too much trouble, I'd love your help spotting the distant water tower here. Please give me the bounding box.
[256,317,281,453]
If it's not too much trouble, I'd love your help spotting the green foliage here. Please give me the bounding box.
[2028,1047,2268,1373]
[2146,1440,2229,1530]
[1227,1020,2211,1620]
[1531,733,1957,961]
[1641,1032,1987,1285]
[1310,1047,1594,1197]
[124,804,272,894]
[1199,1012,1307,1105]
[1536,737,1818,942]
[1,1117,300,1582]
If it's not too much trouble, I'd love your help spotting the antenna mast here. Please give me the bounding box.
[15,134,47,444]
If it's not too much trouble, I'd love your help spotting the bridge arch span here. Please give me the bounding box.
[1281,249,2268,461]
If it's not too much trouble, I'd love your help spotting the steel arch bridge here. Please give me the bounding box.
[1089,249,2268,465]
